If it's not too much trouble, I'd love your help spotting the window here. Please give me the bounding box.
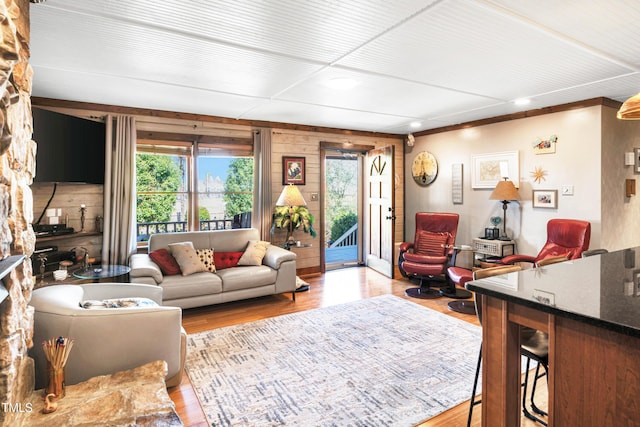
[135,152,189,241]
[197,156,254,231]
[135,137,254,243]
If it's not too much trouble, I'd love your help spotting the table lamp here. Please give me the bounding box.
[275,184,307,248]
[489,178,519,240]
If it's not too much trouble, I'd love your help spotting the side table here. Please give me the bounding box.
[472,237,515,266]
[281,243,312,292]
[73,264,131,283]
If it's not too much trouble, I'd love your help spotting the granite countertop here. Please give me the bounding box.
[466,246,640,338]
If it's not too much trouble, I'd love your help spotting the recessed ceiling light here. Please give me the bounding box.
[325,77,358,90]
[409,121,422,128]
[513,98,531,106]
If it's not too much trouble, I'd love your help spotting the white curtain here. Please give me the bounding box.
[102,115,137,265]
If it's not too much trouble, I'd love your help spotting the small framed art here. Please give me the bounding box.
[532,189,558,209]
[283,156,305,185]
[452,163,463,204]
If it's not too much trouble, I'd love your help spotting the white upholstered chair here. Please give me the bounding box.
[29,283,186,389]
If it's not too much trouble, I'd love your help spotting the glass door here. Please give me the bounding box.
[323,149,362,271]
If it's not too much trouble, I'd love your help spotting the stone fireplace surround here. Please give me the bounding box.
[0,0,38,425]
[1,4,182,425]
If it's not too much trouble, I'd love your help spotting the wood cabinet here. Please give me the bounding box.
[467,248,640,427]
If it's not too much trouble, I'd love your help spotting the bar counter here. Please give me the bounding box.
[466,247,640,427]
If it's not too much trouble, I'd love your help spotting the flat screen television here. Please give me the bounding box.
[32,107,106,184]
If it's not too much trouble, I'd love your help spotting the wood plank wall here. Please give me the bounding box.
[31,183,104,258]
[31,99,405,275]
[271,129,404,274]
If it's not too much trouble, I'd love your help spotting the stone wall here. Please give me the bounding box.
[0,0,36,424]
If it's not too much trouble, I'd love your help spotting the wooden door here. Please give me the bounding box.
[366,146,395,278]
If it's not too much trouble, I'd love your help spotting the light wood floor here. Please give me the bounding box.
[169,267,547,427]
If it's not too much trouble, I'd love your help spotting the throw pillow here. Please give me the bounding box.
[214,251,244,270]
[168,241,207,276]
[237,240,271,266]
[195,248,216,272]
[415,231,449,256]
[149,248,182,275]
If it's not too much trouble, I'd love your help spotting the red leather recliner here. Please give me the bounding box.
[500,218,591,265]
[447,218,591,315]
[399,212,466,299]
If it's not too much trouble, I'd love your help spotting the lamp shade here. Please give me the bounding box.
[617,92,640,120]
[489,179,519,201]
[276,184,307,207]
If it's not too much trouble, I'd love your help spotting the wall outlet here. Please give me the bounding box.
[634,269,640,296]
[625,281,635,296]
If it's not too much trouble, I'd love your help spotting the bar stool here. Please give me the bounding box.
[467,265,549,426]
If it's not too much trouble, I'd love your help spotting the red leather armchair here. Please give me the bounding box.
[399,212,466,299]
[500,218,591,265]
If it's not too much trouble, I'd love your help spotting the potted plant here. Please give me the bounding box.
[271,206,317,248]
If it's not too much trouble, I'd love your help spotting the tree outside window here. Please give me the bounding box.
[136,151,254,241]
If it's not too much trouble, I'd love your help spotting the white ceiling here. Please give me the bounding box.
[29,0,640,134]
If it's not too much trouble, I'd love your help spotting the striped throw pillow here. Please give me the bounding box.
[415,231,449,256]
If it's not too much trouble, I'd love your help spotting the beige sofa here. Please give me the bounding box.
[29,283,186,388]
[129,228,297,309]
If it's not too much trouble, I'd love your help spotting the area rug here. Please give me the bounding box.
[186,295,482,426]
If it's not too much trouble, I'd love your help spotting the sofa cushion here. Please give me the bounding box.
[149,249,181,276]
[160,272,223,301]
[214,251,243,270]
[238,240,270,266]
[195,248,216,272]
[217,266,277,292]
[169,241,207,276]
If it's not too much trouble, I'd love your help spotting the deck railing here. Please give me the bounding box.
[137,212,252,241]
[136,219,232,240]
[330,223,358,247]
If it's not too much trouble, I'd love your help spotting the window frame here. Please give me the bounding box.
[135,136,254,245]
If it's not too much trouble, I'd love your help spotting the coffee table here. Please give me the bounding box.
[73,264,131,283]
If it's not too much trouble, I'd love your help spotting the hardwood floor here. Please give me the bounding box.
[169,267,547,426]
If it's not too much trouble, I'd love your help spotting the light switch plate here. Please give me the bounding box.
[532,289,555,306]
[561,185,574,196]
[310,193,319,201]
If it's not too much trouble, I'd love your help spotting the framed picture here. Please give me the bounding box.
[533,134,558,155]
[471,151,519,189]
[635,148,640,174]
[282,156,305,185]
[532,189,558,209]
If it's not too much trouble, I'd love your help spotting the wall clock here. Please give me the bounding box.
[412,151,438,186]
